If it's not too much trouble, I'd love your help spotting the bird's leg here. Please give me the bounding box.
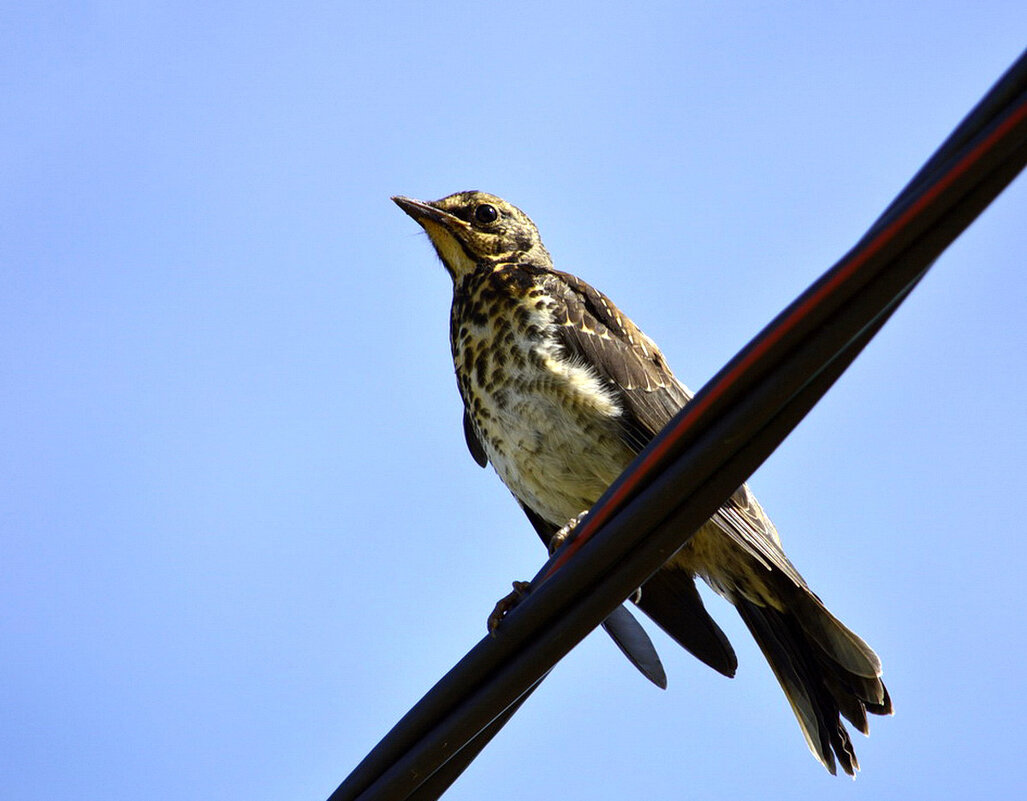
[487,581,532,635]
[549,511,643,603]
[489,506,655,635]
[486,512,589,634]
[486,513,588,635]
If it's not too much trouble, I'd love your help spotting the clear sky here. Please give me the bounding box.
[3,3,1026,800]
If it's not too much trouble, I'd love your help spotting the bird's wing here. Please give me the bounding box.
[713,485,807,588]
[547,269,805,588]
[546,270,692,452]
[463,408,489,467]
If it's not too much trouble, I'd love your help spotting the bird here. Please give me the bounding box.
[393,190,892,776]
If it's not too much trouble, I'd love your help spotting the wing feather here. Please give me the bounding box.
[546,269,803,585]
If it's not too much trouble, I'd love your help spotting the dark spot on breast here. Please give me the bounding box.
[474,350,489,384]
[489,364,506,386]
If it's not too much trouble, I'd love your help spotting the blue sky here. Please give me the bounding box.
[2,3,1026,800]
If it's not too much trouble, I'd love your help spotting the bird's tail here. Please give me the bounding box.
[734,586,892,776]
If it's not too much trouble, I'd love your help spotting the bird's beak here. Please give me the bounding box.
[392,195,478,278]
[392,196,467,231]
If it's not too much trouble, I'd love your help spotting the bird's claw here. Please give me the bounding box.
[548,511,589,555]
[487,580,533,634]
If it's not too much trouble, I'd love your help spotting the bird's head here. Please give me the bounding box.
[392,191,552,282]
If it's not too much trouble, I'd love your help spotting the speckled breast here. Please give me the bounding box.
[450,264,636,527]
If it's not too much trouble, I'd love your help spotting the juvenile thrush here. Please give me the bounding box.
[393,190,891,775]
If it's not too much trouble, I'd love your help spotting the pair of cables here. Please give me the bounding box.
[333,48,1027,801]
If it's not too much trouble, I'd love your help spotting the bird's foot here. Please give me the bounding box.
[548,511,643,603]
[487,581,533,635]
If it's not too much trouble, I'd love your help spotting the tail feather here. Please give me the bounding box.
[638,567,738,678]
[601,604,668,689]
[735,595,890,776]
[825,672,869,735]
[783,585,883,681]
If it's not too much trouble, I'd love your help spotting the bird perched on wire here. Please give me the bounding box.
[393,190,892,776]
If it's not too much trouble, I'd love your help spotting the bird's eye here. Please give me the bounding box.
[474,204,499,224]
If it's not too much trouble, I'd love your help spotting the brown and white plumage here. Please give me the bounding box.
[394,190,892,776]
